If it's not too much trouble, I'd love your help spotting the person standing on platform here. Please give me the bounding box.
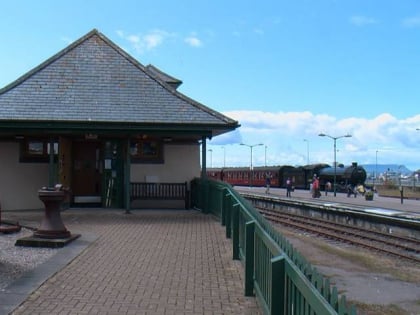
[325,181,332,196]
[286,177,292,197]
[312,175,321,198]
[265,172,271,194]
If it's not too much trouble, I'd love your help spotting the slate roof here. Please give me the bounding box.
[0,29,238,136]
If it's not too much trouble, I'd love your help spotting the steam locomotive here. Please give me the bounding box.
[206,163,367,191]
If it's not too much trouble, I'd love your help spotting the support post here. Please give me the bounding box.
[201,136,207,179]
[125,138,131,214]
[48,138,55,187]
[270,255,286,315]
[245,221,255,296]
[225,194,232,239]
[232,203,240,260]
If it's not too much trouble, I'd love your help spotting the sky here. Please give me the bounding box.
[0,1,419,171]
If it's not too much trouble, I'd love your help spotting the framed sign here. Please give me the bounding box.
[130,139,163,163]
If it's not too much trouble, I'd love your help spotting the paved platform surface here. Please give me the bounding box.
[2,209,261,315]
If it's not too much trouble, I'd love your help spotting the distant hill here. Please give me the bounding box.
[361,164,413,176]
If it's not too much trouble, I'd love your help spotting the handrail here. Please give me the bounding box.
[191,177,357,315]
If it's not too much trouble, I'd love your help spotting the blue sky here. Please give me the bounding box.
[1,1,419,171]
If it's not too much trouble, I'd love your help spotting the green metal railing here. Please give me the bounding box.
[191,178,357,315]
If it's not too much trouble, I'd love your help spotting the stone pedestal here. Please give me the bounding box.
[16,187,80,248]
[33,189,71,238]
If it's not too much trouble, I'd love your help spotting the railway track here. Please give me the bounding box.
[256,206,420,264]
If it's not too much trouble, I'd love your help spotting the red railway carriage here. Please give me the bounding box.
[223,167,252,186]
[206,163,366,191]
[206,168,223,181]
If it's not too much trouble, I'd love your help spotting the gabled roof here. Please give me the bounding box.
[0,29,239,137]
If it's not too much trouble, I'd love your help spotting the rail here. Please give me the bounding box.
[130,182,189,209]
[191,177,357,315]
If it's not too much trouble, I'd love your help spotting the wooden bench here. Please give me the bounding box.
[130,182,189,209]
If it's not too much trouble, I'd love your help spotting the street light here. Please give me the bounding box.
[318,133,352,196]
[265,145,268,167]
[208,149,213,168]
[240,143,264,187]
[221,146,226,168]
[375,150,379,188]
[303,139,309,165]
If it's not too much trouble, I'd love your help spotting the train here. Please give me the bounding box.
[206,162,367,191]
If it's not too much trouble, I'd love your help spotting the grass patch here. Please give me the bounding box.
[353,302,410,315]
[284,230,420,283]
[377,186,420,199]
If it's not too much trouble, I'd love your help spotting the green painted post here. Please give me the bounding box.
[203,180,209,214]
[245,221,255,296]
[221,189,227,226]
[225,194,232,239]
[48,138,55,187]
[232,203,240,260]
[125,138,131,214]
[270,255,286,315]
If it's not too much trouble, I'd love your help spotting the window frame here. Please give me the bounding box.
[19,139,58,163]
[130,139,164,164]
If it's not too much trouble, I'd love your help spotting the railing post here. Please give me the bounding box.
[271,255,286,315]
[221,188,227,226]
[232,203,240,260]
[203,180,209,213]
[245,221,255,296]
[225,193,232,239]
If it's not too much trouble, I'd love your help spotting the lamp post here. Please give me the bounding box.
[221,146,226,168]
[303,139,309,165]
[318,133,352,196]
[208,149,213,168]
[375,150,379,188]
[240,143,263,188]
[265,145,268,167]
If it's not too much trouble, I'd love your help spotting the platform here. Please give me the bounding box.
[1,209,261,315]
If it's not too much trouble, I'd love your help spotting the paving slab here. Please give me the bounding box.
[2,209,261,315]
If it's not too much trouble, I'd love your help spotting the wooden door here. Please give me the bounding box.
[72,142,101,199]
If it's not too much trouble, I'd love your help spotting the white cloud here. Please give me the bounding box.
[184,36,202,47]
[116,29,174,54]
[349,15,378,26]
[117,29,207,52]
[402,16,420,28]
[207,110,420,170]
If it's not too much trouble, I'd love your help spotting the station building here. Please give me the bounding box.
[0,29,239,211]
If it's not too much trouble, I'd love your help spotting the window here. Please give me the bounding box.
[130,139,163,163]
[20,139,58,162]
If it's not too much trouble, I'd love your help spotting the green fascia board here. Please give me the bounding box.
[0,120,236,136]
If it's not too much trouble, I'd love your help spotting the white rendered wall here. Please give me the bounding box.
[130,143,201,184]
[0,142,48,210]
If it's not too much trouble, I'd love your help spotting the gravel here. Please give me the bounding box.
[0,227,58,291]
